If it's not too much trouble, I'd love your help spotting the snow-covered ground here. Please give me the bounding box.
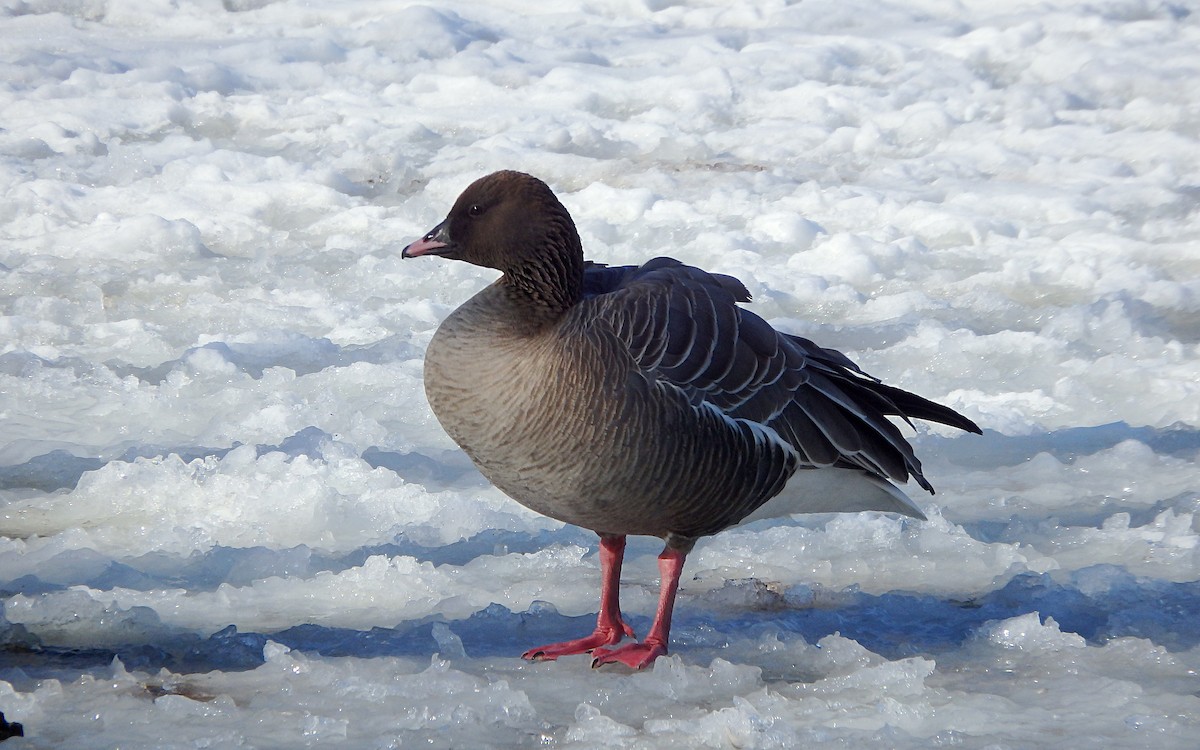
[2,0,1198,746]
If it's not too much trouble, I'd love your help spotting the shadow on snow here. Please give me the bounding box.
[3,565,1196,681]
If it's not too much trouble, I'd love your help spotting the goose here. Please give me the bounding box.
[402,170,980,669]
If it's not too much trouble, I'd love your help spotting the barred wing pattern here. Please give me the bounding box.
[579,257,980,495]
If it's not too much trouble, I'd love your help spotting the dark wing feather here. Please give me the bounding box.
[577,256,981,493]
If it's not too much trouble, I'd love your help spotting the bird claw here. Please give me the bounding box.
[590,641,667,670]
[521,623,635,662]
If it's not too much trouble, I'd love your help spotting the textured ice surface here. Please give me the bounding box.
[2,0,1199,747]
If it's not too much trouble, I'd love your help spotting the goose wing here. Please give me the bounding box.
[577,257,980,493]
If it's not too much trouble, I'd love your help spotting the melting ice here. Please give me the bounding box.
[1,0,1198,747]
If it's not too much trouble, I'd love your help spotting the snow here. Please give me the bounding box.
[2,0,1199,747]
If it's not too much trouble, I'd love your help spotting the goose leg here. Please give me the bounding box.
[521,534,636,661]
[591,546,686,670]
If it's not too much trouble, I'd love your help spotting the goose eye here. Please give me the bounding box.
[468,204,485,217]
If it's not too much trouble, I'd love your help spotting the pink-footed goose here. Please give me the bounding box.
[403,171,981,669]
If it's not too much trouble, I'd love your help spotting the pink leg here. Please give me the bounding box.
[521,535,636,661]
[591,546,687,670]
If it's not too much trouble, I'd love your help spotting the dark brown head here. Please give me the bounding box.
[403,171,585,312]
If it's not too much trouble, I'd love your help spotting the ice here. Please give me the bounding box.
[3,0,1200,746]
